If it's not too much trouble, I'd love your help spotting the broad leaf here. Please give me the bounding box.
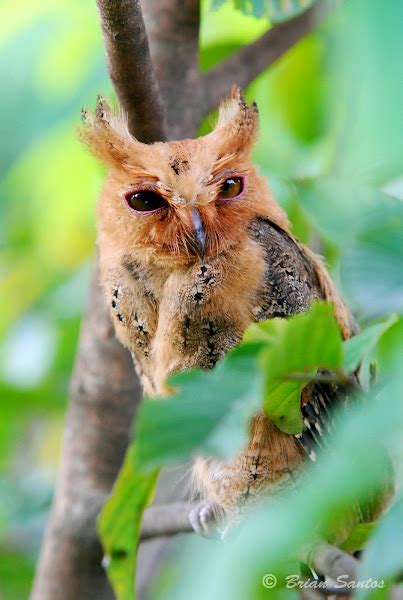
[98,446,158,600]
[263,378,306,434]
[247,302,343,433]
[295,177,403,318]
[340,522,375,553]
[262,302,343,380]
[162,374,403,600]
[135,344,263,468]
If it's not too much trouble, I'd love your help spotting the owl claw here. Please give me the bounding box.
[188,501,219,538]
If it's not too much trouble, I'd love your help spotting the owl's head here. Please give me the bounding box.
[80,87,288,265]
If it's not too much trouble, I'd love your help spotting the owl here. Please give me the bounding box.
[80,88,383,537]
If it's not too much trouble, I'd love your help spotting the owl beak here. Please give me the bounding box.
[189,207,206,261]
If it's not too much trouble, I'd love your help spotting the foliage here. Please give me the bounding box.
[248,302,342,433]
[99,447,158,600]
[100,303,399,599]
[1,0,403,598]
[211,0,314,22]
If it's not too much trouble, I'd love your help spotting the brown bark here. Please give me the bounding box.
[96,0,167,141]
[306,543,358,584]
[140,502,194,540]
[31,0,337,598]
[142,0,202,139]
[139,505,361,589]
[31,263,142,600]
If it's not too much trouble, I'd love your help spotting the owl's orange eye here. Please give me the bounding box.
[218,176,244,201]
[124,190,169,214]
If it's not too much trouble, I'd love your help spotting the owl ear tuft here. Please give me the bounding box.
[78,96,144,168]
[209,86,259,156]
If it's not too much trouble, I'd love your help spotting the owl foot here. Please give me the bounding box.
[188,501,220,537]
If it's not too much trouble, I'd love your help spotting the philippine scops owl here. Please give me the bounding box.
[80,88,379,537]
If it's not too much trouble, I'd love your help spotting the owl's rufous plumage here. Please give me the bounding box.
[80,88,368,534]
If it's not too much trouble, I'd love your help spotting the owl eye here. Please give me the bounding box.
[218,176,244,201]
[124,190,169,214]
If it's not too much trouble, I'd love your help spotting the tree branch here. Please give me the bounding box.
[286,371,356,385]
[201,0,340,117]
[142,0,202,139]
[96,0,167,141]
[31,262,142,600]
[305,542,358,582]
[28,496,403,598]
[139,504,361,590]
[140,502,194,540]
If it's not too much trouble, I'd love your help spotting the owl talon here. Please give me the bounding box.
[188,501,219,537]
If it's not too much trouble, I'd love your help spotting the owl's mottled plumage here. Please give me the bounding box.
[80,88,385,536]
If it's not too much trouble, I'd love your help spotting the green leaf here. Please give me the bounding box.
[135,344,263,468]
[356,495,403,599]
[211,0,314,23]
[261,302,343,380]
[343,315,398,373]
[243,319,283,344]
[134,303,344,464]
[263,379,306,434]
[98,446,158,600]
[340,522,375,553]
[162,369,403,600]
[248,302,343,433]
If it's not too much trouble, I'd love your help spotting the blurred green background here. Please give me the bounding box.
[1,0,403,598]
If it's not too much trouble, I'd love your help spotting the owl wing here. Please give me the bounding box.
[297,378,355,461]
[249,216,323,320]
[250,217,393,525]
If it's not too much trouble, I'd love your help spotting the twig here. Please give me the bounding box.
[300,582,328,600]
[139,505,358,579]
[139,504,364,595]
[305,542,358,582]
[286,371,355,385]
[140,502,194,540]
[320,585,352,596]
